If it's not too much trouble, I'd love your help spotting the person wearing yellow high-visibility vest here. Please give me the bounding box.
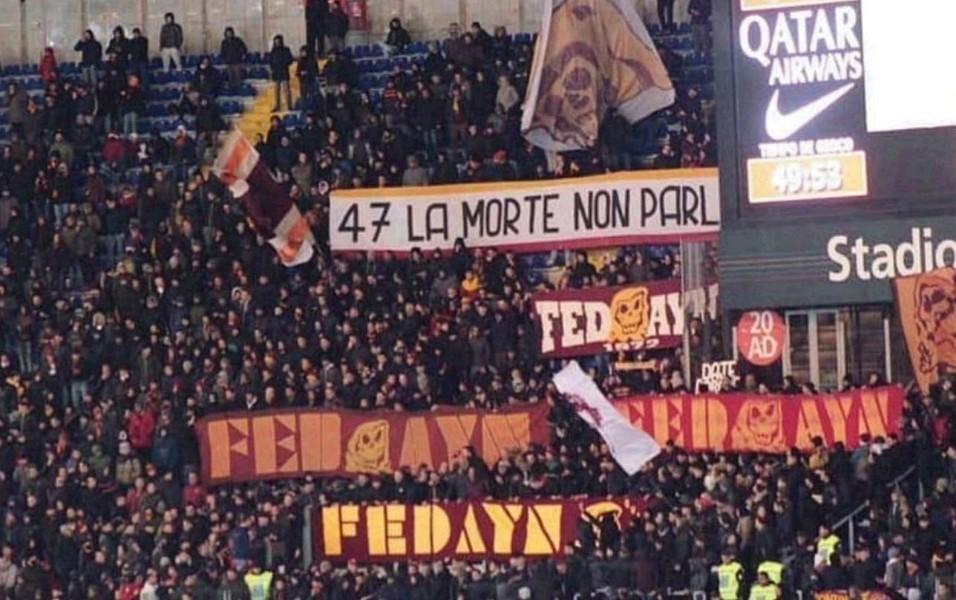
[815,524,841,567]
[756,560,783,586]
[244,564,274,600]
[748,570,781,600]
[712,549,745,600]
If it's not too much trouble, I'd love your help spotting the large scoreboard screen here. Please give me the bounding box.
[729,0,956,210]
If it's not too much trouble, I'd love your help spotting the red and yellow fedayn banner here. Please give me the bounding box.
[196,404,549,485]
[893,267,956,393]
[612,387,903,452]
[313,496,652,562]
[532,281,718,357]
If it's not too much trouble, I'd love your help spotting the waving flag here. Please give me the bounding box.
[214,131,315,267]
[521,0,675,151]
[893,267,956,393]
[553,361,661,474]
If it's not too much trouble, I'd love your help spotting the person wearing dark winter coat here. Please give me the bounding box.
[384,18,412,55]
[160,12,184,71]
[128,27,150,87]
[74,30,103,85]
[196,96,226,135]
[305,0,330,57]
[119,74,145,134]
[105,26,128,69]
[193,57,222,97]
[220,27,248,84]
[327,1,349,53]
[296,46,319,101]
[5,83,29,133]
[269,35,294,112]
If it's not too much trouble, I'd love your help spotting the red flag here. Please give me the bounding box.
[521,0,675,151]
[214,131,315,267]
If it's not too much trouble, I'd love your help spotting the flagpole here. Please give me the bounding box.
[681,239,692,387]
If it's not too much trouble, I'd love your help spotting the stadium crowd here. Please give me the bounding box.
[0,2,954,599]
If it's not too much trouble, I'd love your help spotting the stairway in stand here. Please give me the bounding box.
[235,62,309,140]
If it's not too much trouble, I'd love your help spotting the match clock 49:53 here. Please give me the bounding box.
[747,151,868,204]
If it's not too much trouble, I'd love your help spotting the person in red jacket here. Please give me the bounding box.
[181,471,204,507]
[126,401,156,456]
[39,47,58,85]
[101,132,129,166]
[117,574,142,600]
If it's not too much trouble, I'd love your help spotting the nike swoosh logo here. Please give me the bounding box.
[765,83,856,141]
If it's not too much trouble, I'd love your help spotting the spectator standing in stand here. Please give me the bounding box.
[74,30,103,85]
[269,34,294,113]
[159,12,184,72]
[128,27,150,88]
[384,17,412,56]
[470,21,493,55]
[220,27,248,85]
[688,0,712,55]
[5,83,28,134]
[296,45,319,104]
[327,1,349,54]
[193,56,222,97]
[305,0,330,57]
[658,0,676,31]
[106,26,128,69]
[39,47,58,86]
[119,74,144,134]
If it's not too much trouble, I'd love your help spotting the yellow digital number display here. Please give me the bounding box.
[747,151,868,204]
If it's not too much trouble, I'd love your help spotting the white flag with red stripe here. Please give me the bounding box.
[214,131,314,267]
[553,361,661,475]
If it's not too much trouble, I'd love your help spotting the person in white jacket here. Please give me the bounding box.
[0,545,18,592]
[139,569,160,600]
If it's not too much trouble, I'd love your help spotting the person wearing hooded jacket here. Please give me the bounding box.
[160,12,184,71]
[220,27,248,85]
[384,17,412,56]
[74,30,102,85]
[106,26,129,69]
[268,35,294,113]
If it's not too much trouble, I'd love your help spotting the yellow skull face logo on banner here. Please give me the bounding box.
[345,420,390,473]
[730,399,785,451]
[608,287,651,344]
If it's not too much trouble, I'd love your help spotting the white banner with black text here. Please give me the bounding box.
[329,169,720,254]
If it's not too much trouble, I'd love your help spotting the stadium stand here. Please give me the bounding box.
[0,3,952,600]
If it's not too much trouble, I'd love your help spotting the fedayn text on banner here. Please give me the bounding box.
[532,281,718,357]
[196,404,549,485]
[612,387,903,452]
[313,497,653,562]
[329,169,719,254]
